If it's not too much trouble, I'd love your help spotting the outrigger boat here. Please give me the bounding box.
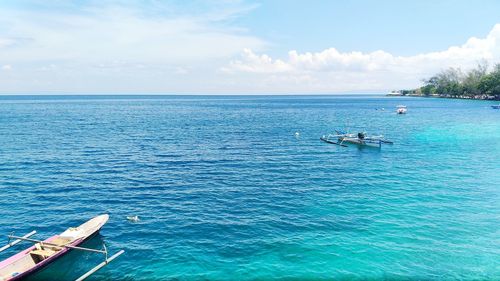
[0,214,123,281]
[321,130,393,148]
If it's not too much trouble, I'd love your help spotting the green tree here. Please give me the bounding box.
[478,63,500,99]
[416,63,500,100]
[462,62,488,97]
[420,84,435,96]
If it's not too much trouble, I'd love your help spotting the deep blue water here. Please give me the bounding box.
[0,95,498,280]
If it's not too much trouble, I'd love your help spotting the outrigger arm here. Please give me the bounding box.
[339,138,346,147]
[0,231,37,253]
[4,234,124,281]
[75,249,125,281]
[7,235,107,254]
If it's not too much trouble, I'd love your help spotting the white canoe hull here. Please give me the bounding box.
[0,215,109,281]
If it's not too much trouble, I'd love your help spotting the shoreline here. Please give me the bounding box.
[387,93,500,101]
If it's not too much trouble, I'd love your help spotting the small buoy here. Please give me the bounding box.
[126,215,140,222]
[294,132,300,138]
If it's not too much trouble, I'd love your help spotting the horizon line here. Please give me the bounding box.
[0,92,389,96]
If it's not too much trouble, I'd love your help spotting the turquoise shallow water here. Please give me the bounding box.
[0,95,498,280]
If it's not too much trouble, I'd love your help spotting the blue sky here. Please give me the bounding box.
[236,0,500,56]
[0,0,499,94]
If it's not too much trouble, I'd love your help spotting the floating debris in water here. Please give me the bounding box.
[126,216,140,222]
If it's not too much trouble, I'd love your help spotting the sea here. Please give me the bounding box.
[0,95,498,280]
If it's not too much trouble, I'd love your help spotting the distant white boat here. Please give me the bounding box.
[387,91,403,96]
[492,104,500,109]
[396,105,407,114]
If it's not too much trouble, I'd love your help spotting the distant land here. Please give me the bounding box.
[388,63,500,100]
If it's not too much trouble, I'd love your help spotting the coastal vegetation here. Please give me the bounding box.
[394,63,500,100]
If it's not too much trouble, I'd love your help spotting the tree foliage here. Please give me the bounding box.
[417,62,500,100]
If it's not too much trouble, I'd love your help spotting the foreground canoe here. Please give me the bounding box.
[0,214,123,281]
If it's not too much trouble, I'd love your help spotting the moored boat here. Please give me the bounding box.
[0,214,123,281]
[396,105,407,114]
[491,104,500,109]
[321,130,393,148]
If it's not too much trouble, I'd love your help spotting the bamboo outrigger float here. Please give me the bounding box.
[0,214,123,281]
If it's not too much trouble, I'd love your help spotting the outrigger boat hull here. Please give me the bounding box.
[320,136,347,147]
[321,130,393,148]
[0,215,109,281]
[340,137,384,147]
[396,105,407,114]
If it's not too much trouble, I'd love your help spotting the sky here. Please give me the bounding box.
[0,0,500,94]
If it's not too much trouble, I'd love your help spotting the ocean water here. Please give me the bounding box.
[0,95,498,280]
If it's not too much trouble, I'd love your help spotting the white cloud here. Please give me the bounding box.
[1,65,12,71]
[0,2,266,64]
[0,38,16,48]
[0,1,269,93]
[174,67,189,75]
[223,48,293,73]
[224,24,500,92]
